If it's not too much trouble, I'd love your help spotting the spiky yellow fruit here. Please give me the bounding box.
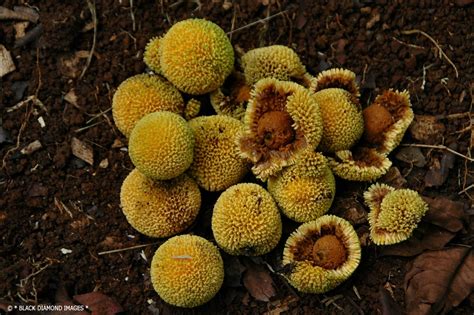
[268,151,336,222]
[129,112,194,180]
[212,183,282,256]
[120,169,200,238]
[312,88,364,153]
[238,78,323,180]
[188,115,248,191]
[150,235,224,307]
[159,18,234,95]
[112,74,184,137]
[240,45,307,85]
[364,183,428,245]
[283,215,361,293]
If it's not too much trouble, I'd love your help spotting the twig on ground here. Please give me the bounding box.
[401,29,459,78]
[459,184,474,195]
[440,112,470,120]
[2,104,32,169]
[392,36,425,50]
[129,0,136,32]
[98,242,159,255]
[421,63,434,91]
[227,10,289,36]
[229,3,237,41]
[321,294,344,311]
[353,285,362,300]
[54,197,73,218]
[79,0,97,80]
[74,121,103,133]
[400,143,474,162]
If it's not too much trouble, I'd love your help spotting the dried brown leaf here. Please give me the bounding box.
[395,147,426,167]
[0,44,16,78]
[409,115,445,144]
[379,166,407,189]
[422,197,465,232]
[74,292,123,315]
[71,137,94,165]
[424,148,455,187]
[405,246,474,315]
[243,262,276,302]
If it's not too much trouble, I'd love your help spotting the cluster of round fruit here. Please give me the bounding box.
[111,18,428,308]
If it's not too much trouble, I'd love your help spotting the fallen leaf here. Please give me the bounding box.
[409,115,445,144]
[332,196,368,225]
[424,147,456,187]
[404,246,474,315]
[339,202,367,225]
[71,137,94,165]
[0,45,16,78]
[74,292,124,315]
[422,196,465,232]
[242,261,276,302]
[379,166,407,188]
[394,147,426,167]
[379,285,403,315]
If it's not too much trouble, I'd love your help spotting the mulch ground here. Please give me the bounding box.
[1,1,473,314]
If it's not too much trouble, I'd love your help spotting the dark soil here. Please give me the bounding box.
[1,1,473,314]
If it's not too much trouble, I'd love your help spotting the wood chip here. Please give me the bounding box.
[13,21,29,39]
[37,116,46,128]
[0,45,15,78]
[64,89,79,107]
[21,140,42,155]
[111,138,124,148]
[99,158,109,168]
[71,137,94,165]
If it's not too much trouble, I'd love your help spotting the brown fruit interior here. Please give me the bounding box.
[288,224,348,269]
[257,111,295,150]
[312,234,347,269]
[363,103,394,144]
